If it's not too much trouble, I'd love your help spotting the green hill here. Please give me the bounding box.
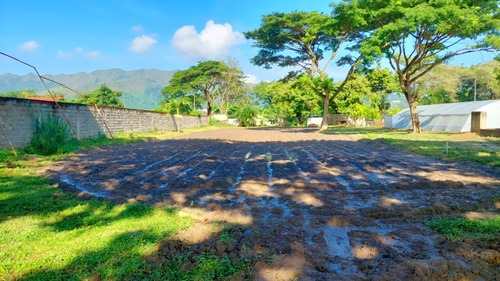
[0,68,176,110]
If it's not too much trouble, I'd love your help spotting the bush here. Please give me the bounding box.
[234,105,259,127]
[28,114,71,155]
[387,108,402,115]
[209,117,223,126]
[189,110,204,117]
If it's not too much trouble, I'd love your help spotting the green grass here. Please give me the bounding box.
[0,150,193,280]
[159,254,254,281]
[325,126,500,166]
[0,126,251,281]
[426,216,500,241]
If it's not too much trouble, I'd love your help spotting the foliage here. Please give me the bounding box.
[416,61,500,104]
[245,6,367,130]
[456,60,500,101]
[253,77,322,125]
[356,0,500,132]
[0,90,66,100]
[364,68,401,113]
[331,68,400,119]
[0,89,36,98]
[332,75,380,120]
[233,105,260,127]
[78,84,124,108]
[386,108,402,115]
[27,114,70,155]
[214,58,248,114]
[161,60,242,116]
[158,96,192,115]
[324,126,500,167]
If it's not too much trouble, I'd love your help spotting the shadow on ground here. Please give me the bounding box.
[3,127,499,280]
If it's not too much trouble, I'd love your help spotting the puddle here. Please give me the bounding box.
[115,150,178,183]
[60,174,111,198]
[230,145,254,191]
[344,161,387,186]
[162,151,218,188]
[140,148,207,184]
[266,145,274,189]
[303,148,351,191]
[323,226,353,259]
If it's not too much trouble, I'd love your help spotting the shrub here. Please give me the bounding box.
[234,105,259,127]
[387,108,402,115]
[209,117,219,126]
[189,110,204,117]
[28,114,70,155]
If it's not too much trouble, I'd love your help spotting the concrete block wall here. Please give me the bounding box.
[0,97,208,149]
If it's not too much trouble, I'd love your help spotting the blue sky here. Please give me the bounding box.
[0,0,496,83]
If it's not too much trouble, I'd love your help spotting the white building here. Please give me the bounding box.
[385,100,500,132]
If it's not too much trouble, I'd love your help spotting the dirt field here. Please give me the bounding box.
[48,127,500,280]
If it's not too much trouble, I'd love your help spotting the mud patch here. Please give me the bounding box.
[47,127,500,280]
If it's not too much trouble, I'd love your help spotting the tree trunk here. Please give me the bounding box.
[320,89,329,131]
[206,101,212,116]
[205,90,212,116]
[407,93,421,133]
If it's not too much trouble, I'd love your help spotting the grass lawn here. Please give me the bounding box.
[0,126,252,281]
[426,216,500,241]
[325,126,500,167]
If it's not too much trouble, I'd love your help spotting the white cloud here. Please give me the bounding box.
[129,35,157,53]
[19,41,39,52]
[242,74,259,84]
[57,50,72,58]
[172,20,245,60]
[85,51,100,59]
[57,47,99,59]
[132,25,144,33]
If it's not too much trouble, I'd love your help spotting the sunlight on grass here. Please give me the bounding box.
[0,170,192,280]
[0,126,254,280]
[426,216,500,241]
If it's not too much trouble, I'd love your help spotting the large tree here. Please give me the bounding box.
[357,0,499,132]
[254,77,322,125]
[215,58,247,114]
[245,7,366,130]
[162,61,228,116]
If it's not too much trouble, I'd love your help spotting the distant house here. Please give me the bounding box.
[385,100,500,132]
[27,97,64,102]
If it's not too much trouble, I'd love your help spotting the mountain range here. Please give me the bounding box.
[0,68,177,110]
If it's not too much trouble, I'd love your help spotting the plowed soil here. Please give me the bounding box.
[48,127,500,280]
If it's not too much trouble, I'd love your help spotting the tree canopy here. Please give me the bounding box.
[78,84,124,108]
[245,6,367,130]
[160,60,247,116]
[254,77,322,125]
[356,0,499,132]
[416,61,500,104]
[0,90,36,98]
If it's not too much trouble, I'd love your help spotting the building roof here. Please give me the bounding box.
[396,100,500,117]
[27,97,65,102]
